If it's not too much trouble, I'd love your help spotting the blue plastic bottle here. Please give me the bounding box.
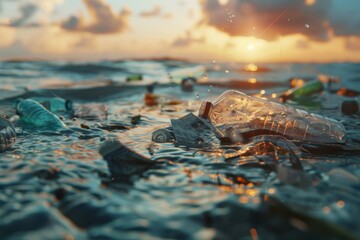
[16,99,66,130]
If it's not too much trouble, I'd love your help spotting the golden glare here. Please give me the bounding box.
[290,78,305,88]
[218,0,229,5]
[268,188,276,194]
[244,63,259,72]
[248,78,257,84]
[239,196,249,204]
[305,0,316,6]
[247,43,255,51]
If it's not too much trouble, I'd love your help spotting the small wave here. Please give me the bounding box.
[56,63,127,74]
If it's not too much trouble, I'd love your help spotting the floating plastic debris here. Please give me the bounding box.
[152,127,175,143]
[96,123,131,131]
[130,115,141,125]
[337,88,360,97]
[126,74,143,82]
[181,77,196,92]
[280,80,323,102]
[31,97,69,114]
[0,116,16,151]
[199,90,346,144]
[223,135,303,171]
[68,102,108,120]
[144,93,182,107]
[99,139,155,178]
[170,113,218,148]
[16,99,66,130]
[341,100,359,115]
[151,113,219,148]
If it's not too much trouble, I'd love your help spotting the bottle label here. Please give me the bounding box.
[170,113,218,147]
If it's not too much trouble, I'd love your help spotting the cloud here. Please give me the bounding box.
[172,31,205,47]
[61,0,131,34]
[139,6,161,18]
[10,3,38,27]
[200,0,360,42]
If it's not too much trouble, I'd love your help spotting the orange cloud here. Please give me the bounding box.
[200,0,357,42]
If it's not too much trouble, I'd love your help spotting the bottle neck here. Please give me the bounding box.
[198,101,213,119]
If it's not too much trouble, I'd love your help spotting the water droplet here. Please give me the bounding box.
[225,70,229,73]
[305,24,310,28]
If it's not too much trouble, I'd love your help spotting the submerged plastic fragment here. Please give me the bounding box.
[152,127,175,143]
[341,100,359,115]
[223,135,302,169]
[16,99,66,130]
[0,116,16,151]
[68,102,108,120]
[170,113,219,148]
[99,139,155,178]
[199,90,346,144]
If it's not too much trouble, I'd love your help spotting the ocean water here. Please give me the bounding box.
[0,60,359,239]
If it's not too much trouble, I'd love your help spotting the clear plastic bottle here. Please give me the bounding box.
[16,99,66,130]
[199,90,346,144]
[0,117,16,151]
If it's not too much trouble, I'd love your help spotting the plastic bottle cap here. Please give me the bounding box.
[65,100,73,112]
[198,101,213,119]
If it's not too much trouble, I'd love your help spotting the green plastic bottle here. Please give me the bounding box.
[281,80,324,102]
[126,74,143,82]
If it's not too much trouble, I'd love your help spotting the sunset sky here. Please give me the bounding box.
[0,0,359,62]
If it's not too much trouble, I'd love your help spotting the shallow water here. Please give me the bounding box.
[0,60,360,239]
